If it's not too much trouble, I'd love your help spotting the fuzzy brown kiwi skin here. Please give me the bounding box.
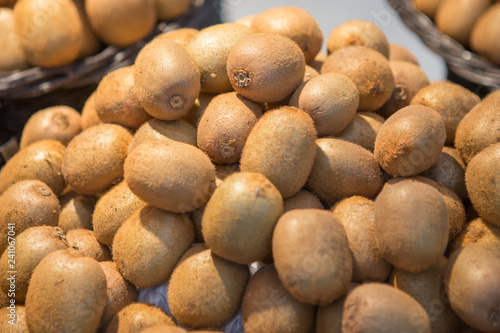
[58,192,95,233]
[155,28,199,48]
[465,143,500,227]
[470,3,500,66]
[444,244,500,332]
[0,180,60,256]
[389,44,419,65]
[104,302,175,333]
[0,226,67,303]
[0,140,66,196]
[0,305,28,331]
[0,8,29,71]
[449,218,500,255]
[66,229,112,262]
[283,189,323,212]
[81,92,103,130]
[336,111,385,152]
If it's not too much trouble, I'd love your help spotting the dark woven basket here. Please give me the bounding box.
[0,0,221,154]
[388,0,500,96]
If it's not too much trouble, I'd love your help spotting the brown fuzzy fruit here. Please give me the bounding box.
[197,92,262,164]
[327,20,389,58]
[25,249,107,332]
[273,209,352,306]
[155,27,199,48]
[0,180,60,255]
[0,140,66,196]
[226,33,306,103]
[449,218,500,254]
[307,138,384,206]
[465,142,500,226]
[240,106,316,198]
[250,7,322,63]
[331,196,393,283]
[105,303,175,333]
[58,192,95,233]
[0,8,28,71]
[94,66,152,129]
[336,111,385,152]
[241,264,316,333]
[0,226,67,303]
[375,180,449,273]
[167,244,249,329]
[61,124,132,195]
[283,189,323,213]
[66,229,112,262]
[112,205,194,288]
[124,140,215,213]
[0,305,28,332]
[470,3,500,66]
[389,43,419,65]
[74,0,100,58]
[374,105,446,176]
[289,73,359,136]
[181,92,215,127]
[81,92,103,130]
[322,46,395,111]
[134,38,200,121]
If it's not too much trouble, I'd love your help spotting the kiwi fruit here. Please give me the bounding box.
[283,189,323,212]
[454,87,500,164]
[0,305,27,332]
[289,73,359,136]
[202,172,283,264]
[124,140,215,213]
[241,264,315,333]
[226,33,306,103]
[273,209,352,305]
[342,283,432,333]
[410,81,480,145]
[444,244,500,331]
[449,218,500,254]
[181,92,215,127]
[331,196,393,282]
[13,0,84,67]
[94,66,152,129]
[74,0,100,58]
[134,38,201,121]
[420,146,467,200]
[327,20,390,58]
[484,89,500,102]
[167,244,249,329]
[85,0,156,47]
[25,249,107,332]
[307,138,384,206]
[112,205,194,288]
[99,261,138,329]
[309,51,327,73]
[316,293,348,333]
[393,257,463,333]
[66,229,111,262]
[105,303,175,333]
[62,124,132,195]
[19,106,82,149]
[0,180,60,255]
[235,15,255,27]
[465,142,500,226]
[250,6,322,63]
[154,0,192,20]
[336,111,385,152]
[414,0,444,19]
[470,3,500,66]
[187,23,254,93]
[379,60,430,119]
[0,139,66,196]
[389,43,419,65]
[374,105,446,176]
[322,46,394,111]
[197,92,262,164]
[0,226,67,303]
[141,326,188,333]
[435,0,490,45]
[155,27,199,48]
[0,8,28,71]
[128,119,197,154]
[81,92,103,130]
[58,191,95,233]
[93,180,146,246]
[375,179,449,273]
[240,106,316,198]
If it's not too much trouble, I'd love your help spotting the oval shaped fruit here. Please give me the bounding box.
[105,303,175,333]
[124,140,215,213]
[374,105,446,176]
[0,8,28,71]
[336,111,385,152]
[375,180,449,273]
[202,172,283,264]
[389,43,419,65]
[66,229,111,262]
[449,218,500,254]
[273,209,352,306]
[156,27,199,48]
[58,192,95,233]
[134,38,201,121]
[227,33,306,103]
[0,305,28,332]
[240,106,316,198]
[81,92,103,130]
[470,3,500,66]
[283,189,323,213]
[62,124,132,195]
[112,205,194,288]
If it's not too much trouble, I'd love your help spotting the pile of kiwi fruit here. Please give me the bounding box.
[0,0,194,71]
[1,4,500,333]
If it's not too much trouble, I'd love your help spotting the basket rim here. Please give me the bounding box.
[388,0,500,90]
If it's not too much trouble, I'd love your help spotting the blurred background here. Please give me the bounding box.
[219,0,447,81]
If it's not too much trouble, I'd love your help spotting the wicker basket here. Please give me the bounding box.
[0,0,221,152]
[388,0,500,96]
